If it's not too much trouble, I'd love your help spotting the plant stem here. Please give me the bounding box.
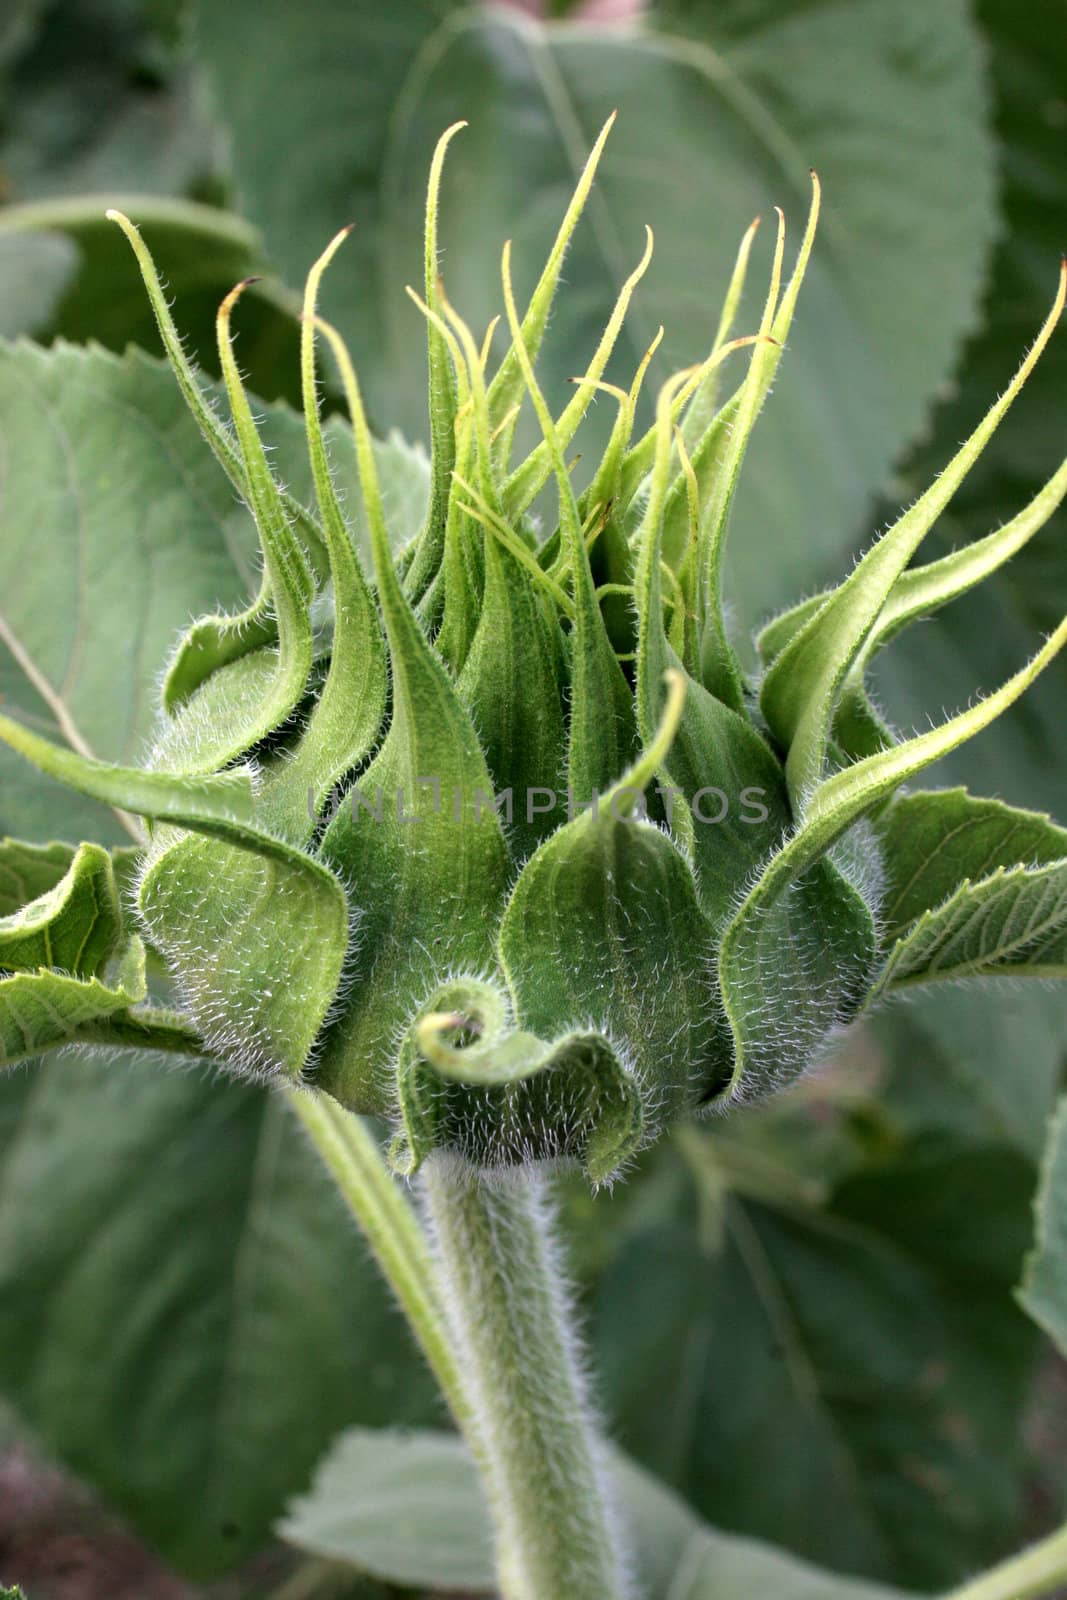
[946,1523,1067,1600]
[285,1089,473,1435]
[421,1152,628,1600]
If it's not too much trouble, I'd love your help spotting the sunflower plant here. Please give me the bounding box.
[1,119,1066,1599]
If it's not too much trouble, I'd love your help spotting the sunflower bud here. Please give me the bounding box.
[3,124,1065,1184]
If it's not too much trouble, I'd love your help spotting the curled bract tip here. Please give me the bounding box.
[416,1010,478,1062]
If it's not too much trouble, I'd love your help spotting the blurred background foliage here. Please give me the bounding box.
[0,1,1064,1596]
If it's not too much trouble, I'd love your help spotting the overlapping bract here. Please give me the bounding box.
[2,123,1066,1181]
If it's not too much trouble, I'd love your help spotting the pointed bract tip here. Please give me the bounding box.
[1047,256,1067,320]
[218,278,260,320]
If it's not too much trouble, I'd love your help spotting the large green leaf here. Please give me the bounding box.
[884,0,1067,647]
[191,0,996,619]
[280,1426,494,1592]
[0,195,307,406]
[861,0,1067,1162]
[0,340,426,847]
[0,838,76,916]
[852,10,1067,1062]
[0,0,45,69]
[280,1427,911,1599]
[871,987,1067,1165]
[1018,1097,1067,1358]
[0,1057,438,1576]
[593,1134,1039,1591]
[0,0,216,201]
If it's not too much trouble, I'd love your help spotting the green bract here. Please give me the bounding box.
[2,124,1066,1184]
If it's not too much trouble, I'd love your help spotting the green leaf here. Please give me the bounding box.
[0,839,77,917]
[889,0,1067,650]
[871,986,1066,1165]
[861,1,1067,1168]
[860,2,1067,826]
[0,712,354,1085]
[594,1136,1039,1591]
[0,230,77,338]
[0,1057,438,1576]
[0,933,146,1069]
[280,1426,494,1591]
[877,863,1067,991]
[0,195,306,407]
[873,790,1067,989]
[0,838,119,975]
[0,0,43,68]
[280,1427,912,1599]
[877,790,1067,941]
[1018,1097,1067,1357]
[0,0,216,204]
[191,0,997,621]
[0,340,426,846]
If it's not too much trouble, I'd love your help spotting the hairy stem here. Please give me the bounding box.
[946,1524,1067,1600]
[286,1089,473,1435]
[421,1152,628,1600]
